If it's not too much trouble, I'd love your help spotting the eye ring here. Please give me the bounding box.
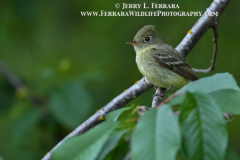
[144,36,150,42]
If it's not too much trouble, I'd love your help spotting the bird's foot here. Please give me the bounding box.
[152,87,166,99]
[152,85,173,99]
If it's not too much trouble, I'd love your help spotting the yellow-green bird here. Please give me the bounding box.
[127,25,198,93]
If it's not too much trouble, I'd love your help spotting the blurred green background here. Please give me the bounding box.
[0,0,240,159]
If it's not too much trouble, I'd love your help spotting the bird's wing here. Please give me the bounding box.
[150,48,198,81]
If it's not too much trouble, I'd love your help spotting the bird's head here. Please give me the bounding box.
[126,25,165,52]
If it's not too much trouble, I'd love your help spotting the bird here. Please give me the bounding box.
[126,25,198,97]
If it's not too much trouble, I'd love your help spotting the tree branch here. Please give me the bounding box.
[151,87,164,108]
[176,0,230,59]
[0,60,24,90]
[42,77,152,160]
[152,0,229,107]
[42,0,231,159]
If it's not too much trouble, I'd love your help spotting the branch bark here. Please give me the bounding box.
[176,0,229,58]
[42,0,231,159]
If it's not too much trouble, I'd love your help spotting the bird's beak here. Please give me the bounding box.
[126,40,141,45]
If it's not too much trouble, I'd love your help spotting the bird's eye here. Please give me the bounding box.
[145,36,150,42]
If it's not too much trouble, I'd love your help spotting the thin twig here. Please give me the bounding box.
[0,60,24,90]
[193,27,218,73]
[222,112,234,122]
[176,0,230,58]
[157,92,185,109]
[0,60,46,115]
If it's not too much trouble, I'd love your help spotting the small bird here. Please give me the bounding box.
[127,25,198,96]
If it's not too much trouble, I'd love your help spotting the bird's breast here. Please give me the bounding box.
[135,53,188,88]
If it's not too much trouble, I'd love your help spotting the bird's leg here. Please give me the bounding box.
[152,85,173,108]
[152,87,166,99]
[154,86,158,92]
[162,85,173,97]
[153,85,172,98]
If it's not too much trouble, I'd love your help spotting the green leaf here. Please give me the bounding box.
[180,92,227,160]
[105,107,132,122]
[225,146,240,160]
[97,130,127,160]
[105,105,138,130]
[209,89,240,114]
[171,73,240,115]
[48,82,92,129]
[116,105,139,130]
[178,73,238,93]
[11,108,41,139]
[117,104,137,121]
[167,94,186,107]
[131,105,181,160]
[52,121,118,160]
[103,139,130,160]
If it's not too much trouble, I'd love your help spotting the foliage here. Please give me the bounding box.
[52,73,240,160]
[0,0,240,159]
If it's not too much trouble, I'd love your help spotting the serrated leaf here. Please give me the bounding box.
[170,88,240,115]
[180,92,227,160]
[209,89,240,114]
[171,73,240,115]
[52,121,118,160]
[178,73,238,93]
[97,130,127,160]
[48,82,92,129]
[131,105,181,160]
